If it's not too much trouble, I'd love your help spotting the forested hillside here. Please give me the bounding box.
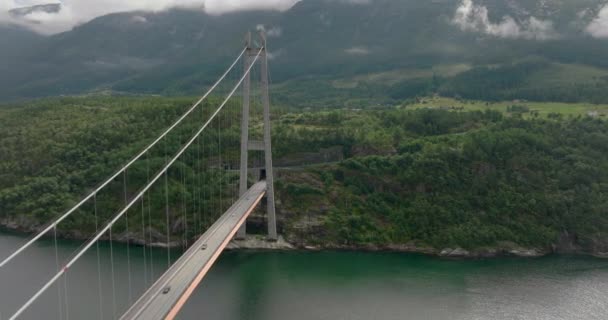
[276,109,608,256]
[1,96,607,256]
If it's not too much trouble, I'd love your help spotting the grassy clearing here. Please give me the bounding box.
[525,63,608,88]
[331,64,472,89]
[404,96,608,118]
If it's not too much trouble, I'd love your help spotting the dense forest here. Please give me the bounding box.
[0,96,244,243]
[276,109,608,256]
[1,96,608,256]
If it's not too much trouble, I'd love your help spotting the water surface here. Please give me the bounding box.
[1,232,607,320]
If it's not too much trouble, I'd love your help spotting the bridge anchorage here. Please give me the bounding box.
[1,31,279,320]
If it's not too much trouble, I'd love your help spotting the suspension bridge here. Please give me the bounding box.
[1,31,280,320]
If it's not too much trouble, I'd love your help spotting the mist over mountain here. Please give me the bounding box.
[9,3,62,18]
[2,0,608,102]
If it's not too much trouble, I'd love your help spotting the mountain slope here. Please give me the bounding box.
[1,0,608,102]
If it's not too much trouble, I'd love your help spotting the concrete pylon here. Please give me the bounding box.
[236,31,278,241]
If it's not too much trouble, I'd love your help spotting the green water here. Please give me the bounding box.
[1,232,608,320]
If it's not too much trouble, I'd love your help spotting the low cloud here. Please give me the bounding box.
[452,0,557,40]
[267,26,282,37]
[586,5,608,38]
[206,0,299,15]
[267,48,285,60]
[336,0,371,4]
[345,46,370,55]
[1,0,301,35]
[256,24,282,38]
[131,15,148,23]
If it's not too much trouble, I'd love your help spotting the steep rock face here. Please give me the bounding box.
[552,231,608,256]
[554,231,581,254]
[228,235,295,250]
[588,237,608,256]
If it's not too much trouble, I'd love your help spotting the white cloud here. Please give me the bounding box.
[256,24,282,37]
[132,15,147,23]
[586,5,608,38]
[205,0,299,14]
[345,46,370,55]
[452,0,557,40]
[0,0,301,35]
[267,48,285,60]
[267,26,282,37]
[337,0,370,4]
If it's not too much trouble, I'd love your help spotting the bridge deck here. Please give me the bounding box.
[120,181,267,320]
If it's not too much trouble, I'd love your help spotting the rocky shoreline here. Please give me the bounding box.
[232,241,608,259]
[226,235,608,259]
[279,242,551,258]
[2,218,607,259]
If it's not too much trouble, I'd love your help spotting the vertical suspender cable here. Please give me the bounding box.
[109,226,117,320]
[197,133,202,236]
[62,269,69,320]
[54,226,63,320]
[141,197,148,287]
[198,102,207,234]
[203,112,208,230]
[94,194,104,320]
[165,169,171,269]
[181,137,187,251]
[219,66,226,217]
[123,171,133,303]
[165,131,172,269]
[146,152,154,282]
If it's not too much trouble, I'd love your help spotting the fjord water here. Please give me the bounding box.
[1,232,607,320]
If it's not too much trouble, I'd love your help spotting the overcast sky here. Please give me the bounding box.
[2,0,608,39]
[0,0,301,34]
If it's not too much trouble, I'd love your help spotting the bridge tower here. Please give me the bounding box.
[237,31,278,241]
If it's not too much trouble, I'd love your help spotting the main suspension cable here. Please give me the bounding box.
[7,47,264,320]
[0,47,248,269]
